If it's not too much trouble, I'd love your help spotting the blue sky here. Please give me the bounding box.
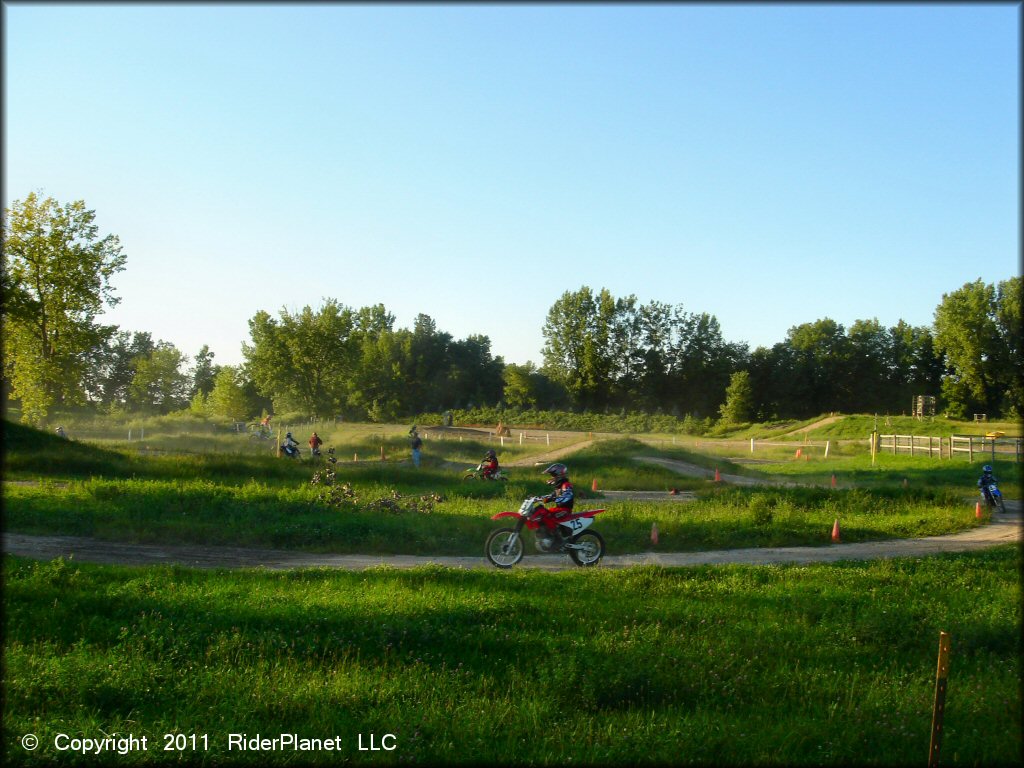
[4,2,1019,368]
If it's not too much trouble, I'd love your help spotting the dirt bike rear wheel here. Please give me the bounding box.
[568,530,605,567]
[485,527,524,568]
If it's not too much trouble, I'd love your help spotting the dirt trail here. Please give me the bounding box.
[774,414,845,437]
[634,456,800,486]
[505,440,596,467]
[4,512,1018,572]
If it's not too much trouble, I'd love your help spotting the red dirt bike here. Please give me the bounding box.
[485,496,606,568]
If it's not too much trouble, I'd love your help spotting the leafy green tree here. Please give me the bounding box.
[887,321,943,412]
[502,361,567,410]
[446,334,504,409]
[542,287,601,408]
[846,319,891,413]
[995,277,1023,416]
[207,366,253,422]
[190,345,218,399]
[785,319,852,416]
[84,330,155,409]
[126,342,190,413]
[668,312,747,418]
[933,279,1011,418]
[243,299,358,416]
[719,370,755,423]
[2,192,126,423]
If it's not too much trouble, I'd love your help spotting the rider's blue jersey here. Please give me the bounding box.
[548,481,574,510]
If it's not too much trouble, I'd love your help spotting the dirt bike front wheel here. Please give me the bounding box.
[568,530,605,567]
[485,527,524,568]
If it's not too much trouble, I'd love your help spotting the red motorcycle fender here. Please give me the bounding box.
[490,511,522,521]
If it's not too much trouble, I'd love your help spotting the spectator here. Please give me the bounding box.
[410,428,423,468]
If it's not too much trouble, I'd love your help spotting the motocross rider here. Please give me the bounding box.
[541,463,574,518]
[282,431,300,456]
[480,449,500,479]
[978,464,998,491]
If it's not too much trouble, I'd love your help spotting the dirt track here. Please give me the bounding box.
[4,511,1018,572]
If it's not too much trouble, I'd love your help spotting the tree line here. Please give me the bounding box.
[3,193,1021,426]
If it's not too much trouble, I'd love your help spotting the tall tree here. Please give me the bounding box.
[243,299,358,416]
[994,277,1023,416]
[190,344,218,399]
[719,370,755,423]
[933,279,1010,418]
[2,192,126,423]
[83,330,155,409]
[126,342,190,414]
[207,366,253,422]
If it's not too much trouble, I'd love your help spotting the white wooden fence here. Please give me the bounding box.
[878,434,1022,462]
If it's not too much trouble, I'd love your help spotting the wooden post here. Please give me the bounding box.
[910,435,914,457]
[824,440,830,458]
[751,438,755,454]
[277,428,281,458]
[546,433,550,446]
[968,437,973,463]
[870,431,877,465]
[519,432,523,445]
[928,631,951,768]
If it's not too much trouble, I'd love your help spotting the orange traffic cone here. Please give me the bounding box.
[831,518,841,543]
[592,478,598,492]
[975,501,983,519]
[380,445,386,461]
[669,487,679,495]
[651,522,659,546]
[831,474,837,489]
[795,448,802,459]
[714,468,721,482]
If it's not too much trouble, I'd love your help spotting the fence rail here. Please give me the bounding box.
[877,434,1022,462]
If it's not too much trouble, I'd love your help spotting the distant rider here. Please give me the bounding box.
[282,431,299,457]
[309,431,323,456]
[55,425,68,439]
[480,449,500,479]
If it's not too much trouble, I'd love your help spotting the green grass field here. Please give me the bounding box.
[4,547,1020,766]
[2,415,1020,765]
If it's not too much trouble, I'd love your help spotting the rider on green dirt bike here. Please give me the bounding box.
[480,449,500,479]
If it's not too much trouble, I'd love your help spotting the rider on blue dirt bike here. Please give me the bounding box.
[977,464,997,492]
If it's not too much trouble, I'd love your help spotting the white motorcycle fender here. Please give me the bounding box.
[558,515,593,535]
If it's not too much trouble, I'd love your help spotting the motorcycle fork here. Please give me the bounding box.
[507,516,528,547]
